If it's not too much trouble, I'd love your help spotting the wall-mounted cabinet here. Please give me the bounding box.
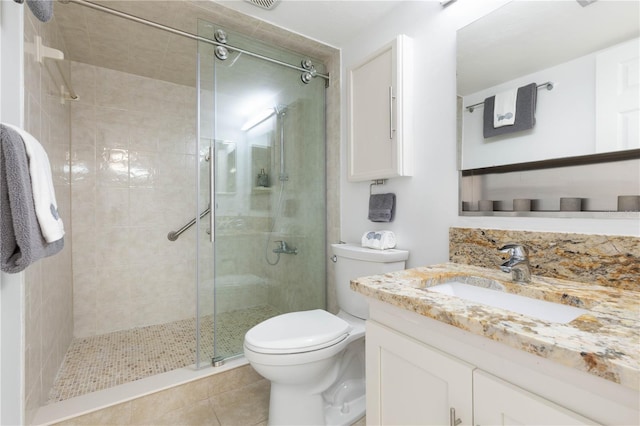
[347,35,412,181]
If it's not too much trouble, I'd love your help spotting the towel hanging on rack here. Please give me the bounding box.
[493,88,517,128]
[4,123,65,243]
[14,0,53,22]
[368,193,396,222]
[483,82,538,138]
[1,124,64,273]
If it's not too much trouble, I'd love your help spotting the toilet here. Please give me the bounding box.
[243,243,409,426]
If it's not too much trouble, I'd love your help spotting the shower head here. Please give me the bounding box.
[241,105,285,131]
[274,104,287,116]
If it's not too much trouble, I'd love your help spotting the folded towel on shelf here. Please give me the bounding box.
[368,193,395,222]
[361,230,396,250]
[1,124,64,273]
[4,123,64,243]
[483,82,538,138]
[493,88,517,127]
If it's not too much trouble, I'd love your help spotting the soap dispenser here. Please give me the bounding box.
[257,168,269,187]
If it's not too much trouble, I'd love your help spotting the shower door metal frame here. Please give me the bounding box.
[61,0,330,84]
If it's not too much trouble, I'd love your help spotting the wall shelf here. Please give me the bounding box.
[459,150,640,218]
[460,149,640,176]
[459,210,639,219]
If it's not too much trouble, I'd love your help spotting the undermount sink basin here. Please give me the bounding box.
[427,280,587,324]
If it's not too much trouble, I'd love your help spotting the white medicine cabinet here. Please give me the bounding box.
[347,34,413,181]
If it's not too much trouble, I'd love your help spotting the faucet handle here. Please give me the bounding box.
[498,243,529,258]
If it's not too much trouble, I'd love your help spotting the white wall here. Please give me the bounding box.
[340,0,639,270]
[0,2,26,424]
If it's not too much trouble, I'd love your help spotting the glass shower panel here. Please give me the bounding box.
[196,24,216,368]
[197,20,327,363]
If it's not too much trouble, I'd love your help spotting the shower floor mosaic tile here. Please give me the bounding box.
[47,305,280,403]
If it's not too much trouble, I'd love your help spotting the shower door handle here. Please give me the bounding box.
[209,145,215,243]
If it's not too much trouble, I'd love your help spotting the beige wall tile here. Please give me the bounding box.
[23,10,74,424]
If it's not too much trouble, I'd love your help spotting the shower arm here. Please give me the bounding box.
[167,206,211,241]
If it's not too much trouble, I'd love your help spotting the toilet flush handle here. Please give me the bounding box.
[331,255,337,263]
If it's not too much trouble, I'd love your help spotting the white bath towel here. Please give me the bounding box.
[4,123,65,243]
[493,88,517,127]
[361,230,396,250]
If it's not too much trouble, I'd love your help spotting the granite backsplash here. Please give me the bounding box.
[449,227,640,291]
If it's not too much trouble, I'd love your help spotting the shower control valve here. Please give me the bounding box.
[273,240,298,255]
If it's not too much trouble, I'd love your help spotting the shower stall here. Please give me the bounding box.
[39,0,328,405]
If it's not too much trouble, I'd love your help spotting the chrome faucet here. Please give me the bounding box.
[273,240,298,255]
[498,243,531,283]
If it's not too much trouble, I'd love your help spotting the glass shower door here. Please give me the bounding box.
[196,20,327,364]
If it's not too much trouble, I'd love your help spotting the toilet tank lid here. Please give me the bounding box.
[331,243,409,263]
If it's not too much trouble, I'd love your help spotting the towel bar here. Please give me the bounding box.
[465,81,553,113]
[370,179,386,194]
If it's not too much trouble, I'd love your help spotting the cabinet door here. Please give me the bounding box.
[473,370,599,426]
[347,35,412,181]
[366,321,473,426]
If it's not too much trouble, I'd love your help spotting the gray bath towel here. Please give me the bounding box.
[1,124,63,273]
[26,0,53,22]
[483,82,537,138]
[368,193,395,222]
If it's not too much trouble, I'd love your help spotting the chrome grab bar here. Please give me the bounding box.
[167,206,211,241]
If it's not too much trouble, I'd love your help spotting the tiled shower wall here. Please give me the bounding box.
[23,10,74,424]
[69,61,198,337]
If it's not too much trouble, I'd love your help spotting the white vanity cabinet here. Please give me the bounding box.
[366,321,473,426]
[473,371,597,426]
[347,35,412,181]
[366,300,638,426]
[366,321,592,426]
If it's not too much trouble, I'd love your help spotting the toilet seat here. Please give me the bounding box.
[244,309,351,354]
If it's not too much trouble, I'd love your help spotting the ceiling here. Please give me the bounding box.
[215,0,405,48]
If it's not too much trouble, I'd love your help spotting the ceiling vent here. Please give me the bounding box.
[244,0,280,10]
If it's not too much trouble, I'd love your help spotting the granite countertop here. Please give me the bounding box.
[351,262,640,391]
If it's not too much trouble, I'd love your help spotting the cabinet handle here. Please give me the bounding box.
[389,86,395,140]
[449,407,462,426]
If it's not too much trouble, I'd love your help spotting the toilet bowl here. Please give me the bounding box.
[244,243,409,426]
[244,309,365,425]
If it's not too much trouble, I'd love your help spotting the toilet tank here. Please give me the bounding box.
[331,243,409,320]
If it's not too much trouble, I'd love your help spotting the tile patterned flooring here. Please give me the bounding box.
[48,306,280,403]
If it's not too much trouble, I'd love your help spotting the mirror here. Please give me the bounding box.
[457,1,640,170]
